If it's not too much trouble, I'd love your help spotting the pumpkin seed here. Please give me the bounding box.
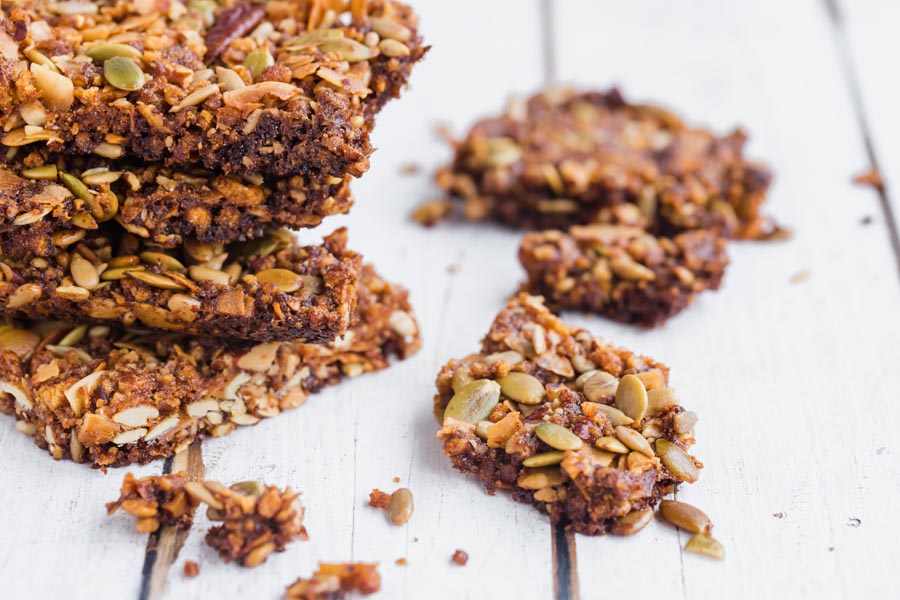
[443,379,501,425]
[610,257,656,281]
[60,172,92,202]
[243,50,274,77]
[22,164,58,179]
[230,481,264,497]
[674,411,698,435]
[684,533,725,560]
[611,508,654,536]
[379,38,410,57]
[183,239,217,262]
[0,329,41,357]
[615,425,653,457]
[517,467,565,490]
[497,372,545,405]
[59,324,88,347]
[256,268,303,293]
[659,500,711,534]
[647,387,677,416]
[656,439,699,483]
[592,403,634,427]
[104,56,145,91]
[86,42,142,62]
[580,370,618,402]
[140,251,185,272]
[101,265,144,281]
[388,488,414,525]
[535,422,583,451]
[370,17,412,41]
[70,253,99,290]
[595,436,629,454]
[615,374,648,423]
[128,270,185,290]
[321,38,377,62]
[523,451,565,467]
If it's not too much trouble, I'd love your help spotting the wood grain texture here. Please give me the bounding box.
[1,1,898,599]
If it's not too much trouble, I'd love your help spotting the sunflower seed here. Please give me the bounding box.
[188,265,230,286]
[483,351,524,366]
[183,239,218,262]
[659,500,711,534]
[615,425,653,457]
[170,84,219,112]
[581,370,619,402]
[55,285,90,301]
[535,422,583,450]
[370,17,412,41]
[592,403,634,427]
[595,436,629,454]
[388,488,414,525]
[140,251,185,272]
[523,451,565,467]
[615,374,648,423]
[256,268,304,293]
[70,253,100,290]
[684,534,725,560]
[611,508,654,536]
[59,324,88,347]
[104,56,145,91]
[7,283,43,309]
[656,439,699,483]
[128,270,185,290]
[101,266,144,281]
[498,372,545,405]
[443,379,501,425]
[379,38,411,57]
[91,142,124,159]
[112,405,160,427]
[611,257,656,281]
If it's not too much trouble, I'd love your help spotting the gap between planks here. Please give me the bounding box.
[138,442,205,600]
[824,0,900,281]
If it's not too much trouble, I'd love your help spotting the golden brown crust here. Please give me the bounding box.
[0,264,420,467]
[434,294,701,536]
[0,0,427,179]
[518,225,728,327]
[0,226,361,342]
[436,88,777,239]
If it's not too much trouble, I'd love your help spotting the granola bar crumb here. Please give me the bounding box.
[183,561,200,578]
[368,489,392,510]
[452,549,469,566]
[286,563,381,599]
[411,199,452,227]
[106,472,199,534]
[395,558,408,566]
[853,167,885,191]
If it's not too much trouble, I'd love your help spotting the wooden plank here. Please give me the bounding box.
[551,0,900,598]
[162,1,555,598]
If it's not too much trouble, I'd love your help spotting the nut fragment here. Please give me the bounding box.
[0,329,41,357]
[535,422,583,451]
[388,488,414,525]
[443,379,501,425]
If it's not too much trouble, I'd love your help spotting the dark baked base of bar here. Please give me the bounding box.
[518,226,728,327]
[0,227,360,342]
[0,264,420,468]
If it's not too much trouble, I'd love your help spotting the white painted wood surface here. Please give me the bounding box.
[1,1,898,599]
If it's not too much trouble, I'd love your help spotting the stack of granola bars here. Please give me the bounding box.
[0,0,426,468]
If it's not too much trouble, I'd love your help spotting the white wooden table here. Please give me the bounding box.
[2,1,899,598]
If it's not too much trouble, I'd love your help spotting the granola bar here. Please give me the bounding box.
[0,226,360,342]
[435,294,701,536]
[108,474,308,567]
[0,264,420,467]
[0,158,353,257]
[106,471,200,533]
[286,563,381,599]
[0,0,426,179]
[436,88,776,239]
[518,225,728,327]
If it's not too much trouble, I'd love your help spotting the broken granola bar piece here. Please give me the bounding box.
[436,88,776,238]
[286,563,381,599]
[435,294,701,536]
[196,480,307,567]
[0,159,353,257]
[518,225,728,326]
[0,264,420,467]
[0,0,427,180]
[0,226,360,343]
[106,471,199,533]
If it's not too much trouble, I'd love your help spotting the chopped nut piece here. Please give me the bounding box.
[451,549,469,566]
[286,563,381,599]
[183,561,200,578]
[435,294,701,535]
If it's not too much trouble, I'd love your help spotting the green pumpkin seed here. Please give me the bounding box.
[58,324,89,347]
[684,533,725,560]
[655,439,699,483]
[243,50,274,77]
[321,38,377,62]
[659,500,711,534]
[523,451,565,468]
[86,43,142,62]
[60,172,92,202]
[104,56,145,91]
[580,370,618,402]
[443,379,501,425]
[230,481,264,497]
[535,422,583,451]
[497,372,545,405]
[615,374,648,423]
[140,251,186,272]
[22,164,58,179]
[610,507,654,536]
